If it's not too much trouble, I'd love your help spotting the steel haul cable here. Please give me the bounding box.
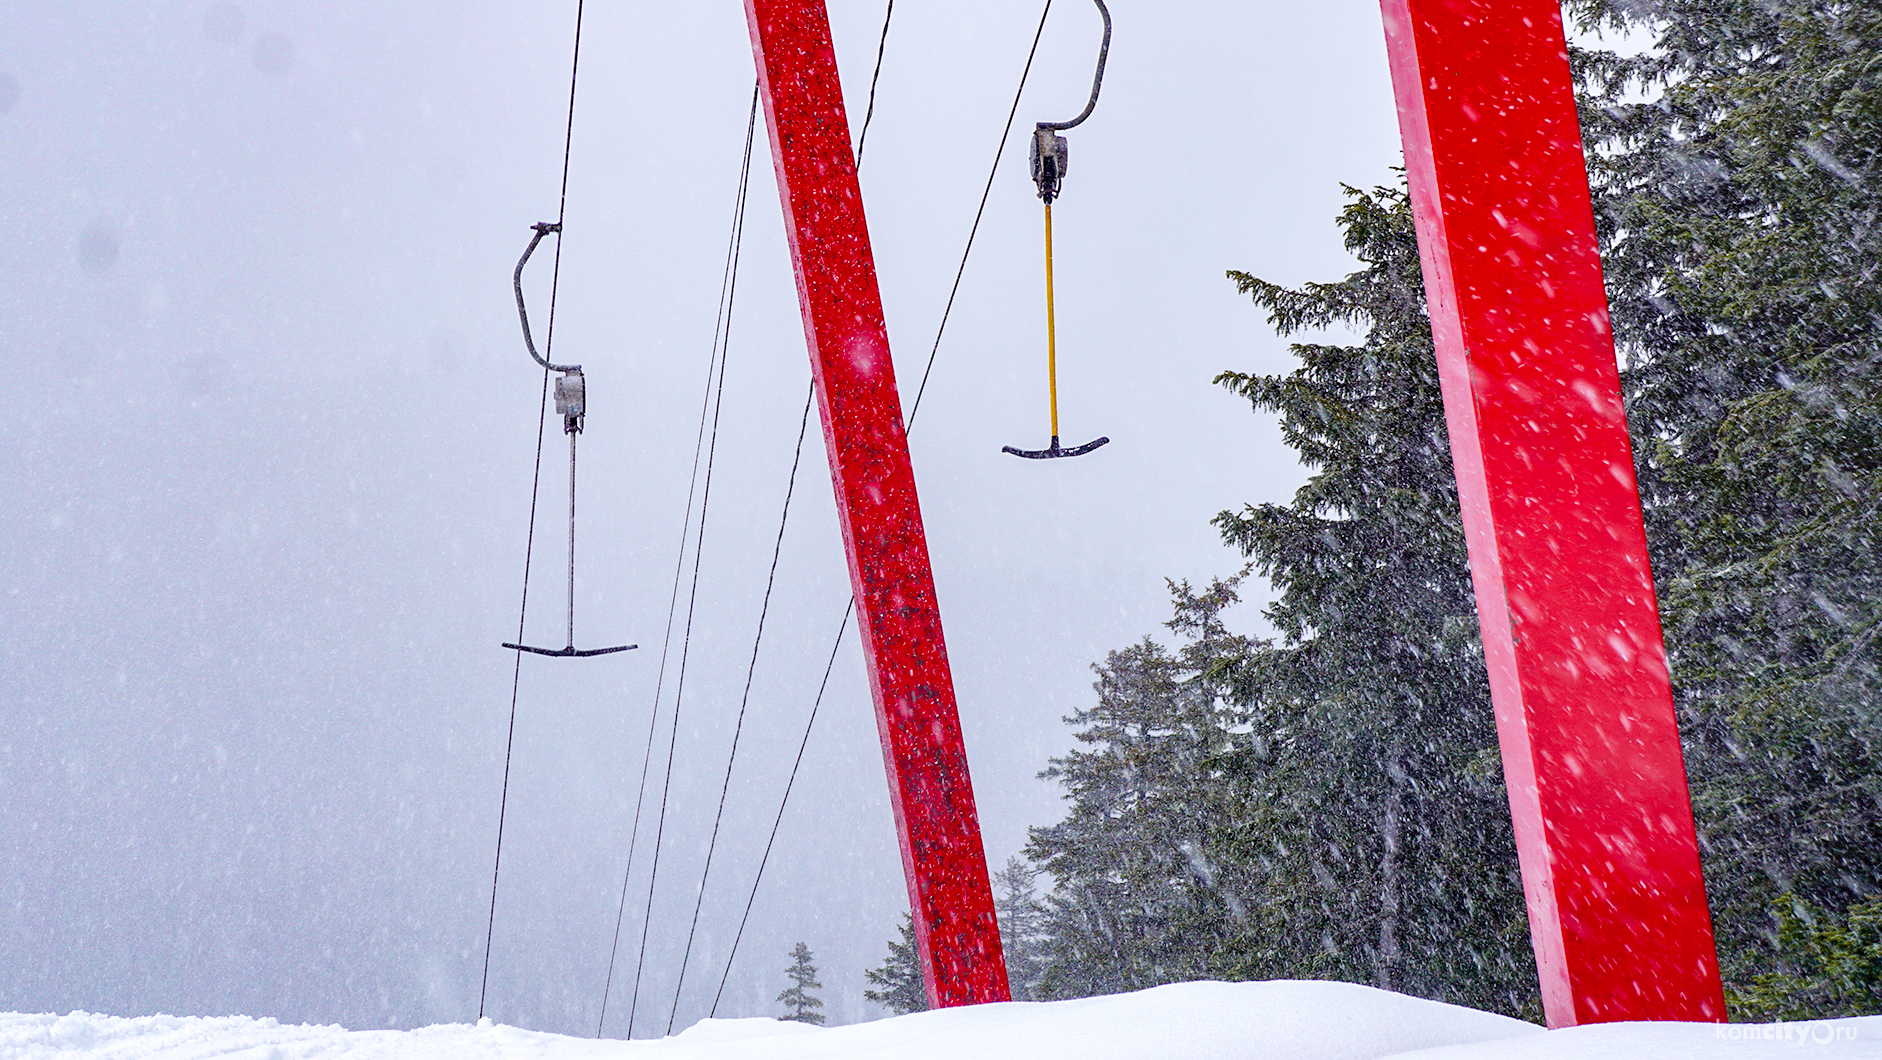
[601,0,1055,1028]
[479,0,588,1022]
[910,0,1056,428]
[614,2,905,1031]
[591,82,761,1041]
[708,598,852,1017]
[853,0,894,166]
[593,85,751,1032]
[661,379,815,1034]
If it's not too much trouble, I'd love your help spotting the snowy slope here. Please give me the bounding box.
[1,981,1874,1060]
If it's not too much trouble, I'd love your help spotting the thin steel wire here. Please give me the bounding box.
[593,88,753,1031]
[909,0,1054,430]
[663,380,815,1033]
[708,599,852,1017]
[667,2,900,1026]
[627,263,732,1038]
[479,370,551,1022]
[479,0,587,1021]
[615,83,761,1041]
[854,0,894,165]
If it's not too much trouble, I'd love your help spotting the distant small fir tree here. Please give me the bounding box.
[776,941,826,1025]
[992,857,1048,1002]
[862,913,928,1015]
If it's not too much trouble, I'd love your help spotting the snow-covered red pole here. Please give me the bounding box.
[744,0,1010,1009]
[1378,0,1725,1027]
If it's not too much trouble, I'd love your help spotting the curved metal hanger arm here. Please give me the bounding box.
[1037,0,1110,132]
[514,221,580,374]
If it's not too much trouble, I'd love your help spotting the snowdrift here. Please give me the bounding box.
[1,980,1875,1060]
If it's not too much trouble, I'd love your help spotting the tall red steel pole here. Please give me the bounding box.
[1378,0,1724,1027]
[743,0,1009,1009]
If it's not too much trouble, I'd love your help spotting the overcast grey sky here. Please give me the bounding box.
[0,0,1402,1036]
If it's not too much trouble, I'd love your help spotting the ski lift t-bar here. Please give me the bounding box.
[504,221,636,658]
[1005,0,1111,460]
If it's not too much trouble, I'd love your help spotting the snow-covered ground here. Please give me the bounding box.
[2,981,1875,1060]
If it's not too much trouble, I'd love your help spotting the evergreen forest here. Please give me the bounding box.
[994,0,1882,1023]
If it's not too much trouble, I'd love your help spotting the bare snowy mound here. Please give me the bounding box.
[0,980,1872,1060]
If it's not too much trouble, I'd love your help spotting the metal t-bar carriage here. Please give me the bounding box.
[743,0,1725,1027]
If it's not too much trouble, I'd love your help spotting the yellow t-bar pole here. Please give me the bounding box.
[1044,201,1059,442]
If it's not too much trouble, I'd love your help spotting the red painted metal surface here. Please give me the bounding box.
[1378,0,1725,1027]
[744,0,1010,1009]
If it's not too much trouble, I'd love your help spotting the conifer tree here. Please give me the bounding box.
[862,914,928,1015]
[1569,0,1882,1015]
[1025,185,1537,1016]
[1209,186,1536,1014]
[992,857,1048,1002]
[1025,576,1278,998]
[1732,895,1882,1019]
[776,942,826,1025]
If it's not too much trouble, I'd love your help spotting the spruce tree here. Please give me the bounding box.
[776,942,826,1025]
[1025,185,1537,1015]
[992,857,1048,1002]
[1209,186,1537,1014]
[1025,575,1277,999]
[1569,0,1882,1015]
[862,914,928,1015]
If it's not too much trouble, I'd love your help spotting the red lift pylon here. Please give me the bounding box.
[1380,0,1724,1027]
[744,0,1010,1009]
